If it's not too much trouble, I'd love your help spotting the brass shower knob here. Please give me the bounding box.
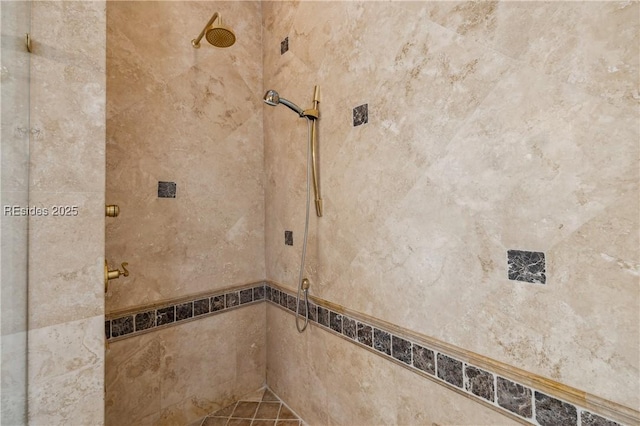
[104,261,129,293]
[105,205,120,217]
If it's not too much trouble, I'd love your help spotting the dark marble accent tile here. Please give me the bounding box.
[507,249,546,284]
[265,286,272,301]
[134,310,156,332]
[253,285,265,301]
[285,230,293,246]
[158,181,176,198]
[176,302,193,321]
[437,354,463,388]
[111,316,133,337]
[280,36,289,55]
[105,320,111,339]
[329,311,343,333]
[157,306,175,326]
[357,322,373,346]
[297,299,307,316]
[211,295,225,312]
[412,344,435,374]
[465,365,494,402]
[342,317,356,339]
[194,298,210,316]
[373,328,391,356]
[581,412,621,426]
[287,294,297,312]
[272,289,281,305]
[226,291,239,308]
[392,336,412,365]
[497,377,532,418]
[279,291,288,308]
[535,392,577,426]
[353,104,368,126]
[308,302,317,322]
[317,307,329,327]
[240,288,253,304]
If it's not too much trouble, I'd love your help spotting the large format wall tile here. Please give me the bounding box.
[263,0,639,414]
[106,304,266,426]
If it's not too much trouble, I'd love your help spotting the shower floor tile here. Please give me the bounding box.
[190,388,304,426]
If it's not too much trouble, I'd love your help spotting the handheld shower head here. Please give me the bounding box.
[263,90,280,106]
[263,90,304,116]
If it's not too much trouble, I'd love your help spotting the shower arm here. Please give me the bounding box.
[191,12,220,48]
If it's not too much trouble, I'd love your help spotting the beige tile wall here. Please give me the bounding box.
[105,2,265,424]
[267,304,519,425]
[106,304,266,426]
[263,0,639,413]
[105,1,264,312]
[27,1,107,424]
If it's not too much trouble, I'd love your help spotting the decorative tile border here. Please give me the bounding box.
[105,281,638,426]
[105,283,265,342]
[265,283,638,426]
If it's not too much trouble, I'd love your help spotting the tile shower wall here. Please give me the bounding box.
[105,1,264,312]
[27,1,107,424]
[106,303,266,426]
[105,2,264,424]
[263,1,638,422]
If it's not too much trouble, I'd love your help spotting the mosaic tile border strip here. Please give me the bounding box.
[105,283,265,341]
[265,284,637,426]
[104,281,637,426]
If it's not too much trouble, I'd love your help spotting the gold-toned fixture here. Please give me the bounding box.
[104,260,129,293]
[25,33,31,53]
[263,86,323,217]
[105,204,120,217]
[191,12,236,49]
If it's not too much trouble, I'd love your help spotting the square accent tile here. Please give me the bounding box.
[329,311,343,333]
[211,295,225,312]
[194,298,210,316]
[240,288,253,304]
[412,344,435,375]
[497,377,532,418]
[357,322,373,347]
[176,302,193,321]
[342,317,356,339]
[111,316,133,337]
[158,181,176,198]
[391,335,412,364]
[373,328,391,355]
[535,392,577,426]
[437,354,463,388]
[353,104,368,126]
[465,365,494,402]
[507,249,546,284]
[157,306,175,326]
[280,36,289,54]
[134,311,155,332]
[226,292,240,308]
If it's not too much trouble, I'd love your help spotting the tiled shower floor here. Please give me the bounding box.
[189,387,305,426]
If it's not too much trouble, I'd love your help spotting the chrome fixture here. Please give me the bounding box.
[191,12,236,48]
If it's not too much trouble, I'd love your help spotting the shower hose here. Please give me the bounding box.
[294,118,313,333]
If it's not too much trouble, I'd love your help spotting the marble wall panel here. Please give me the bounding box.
[106,1,264,312]
[266,304,518,426]
[263,0,639,412]
[106,304,266,426]
[27,1,107,424]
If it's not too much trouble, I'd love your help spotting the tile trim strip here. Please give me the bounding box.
[104,280,638,426]
[105,282,265,342]
[266,281,638,426]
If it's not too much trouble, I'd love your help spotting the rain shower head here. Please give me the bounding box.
[263,90,304,116]
[192,12,236,49]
